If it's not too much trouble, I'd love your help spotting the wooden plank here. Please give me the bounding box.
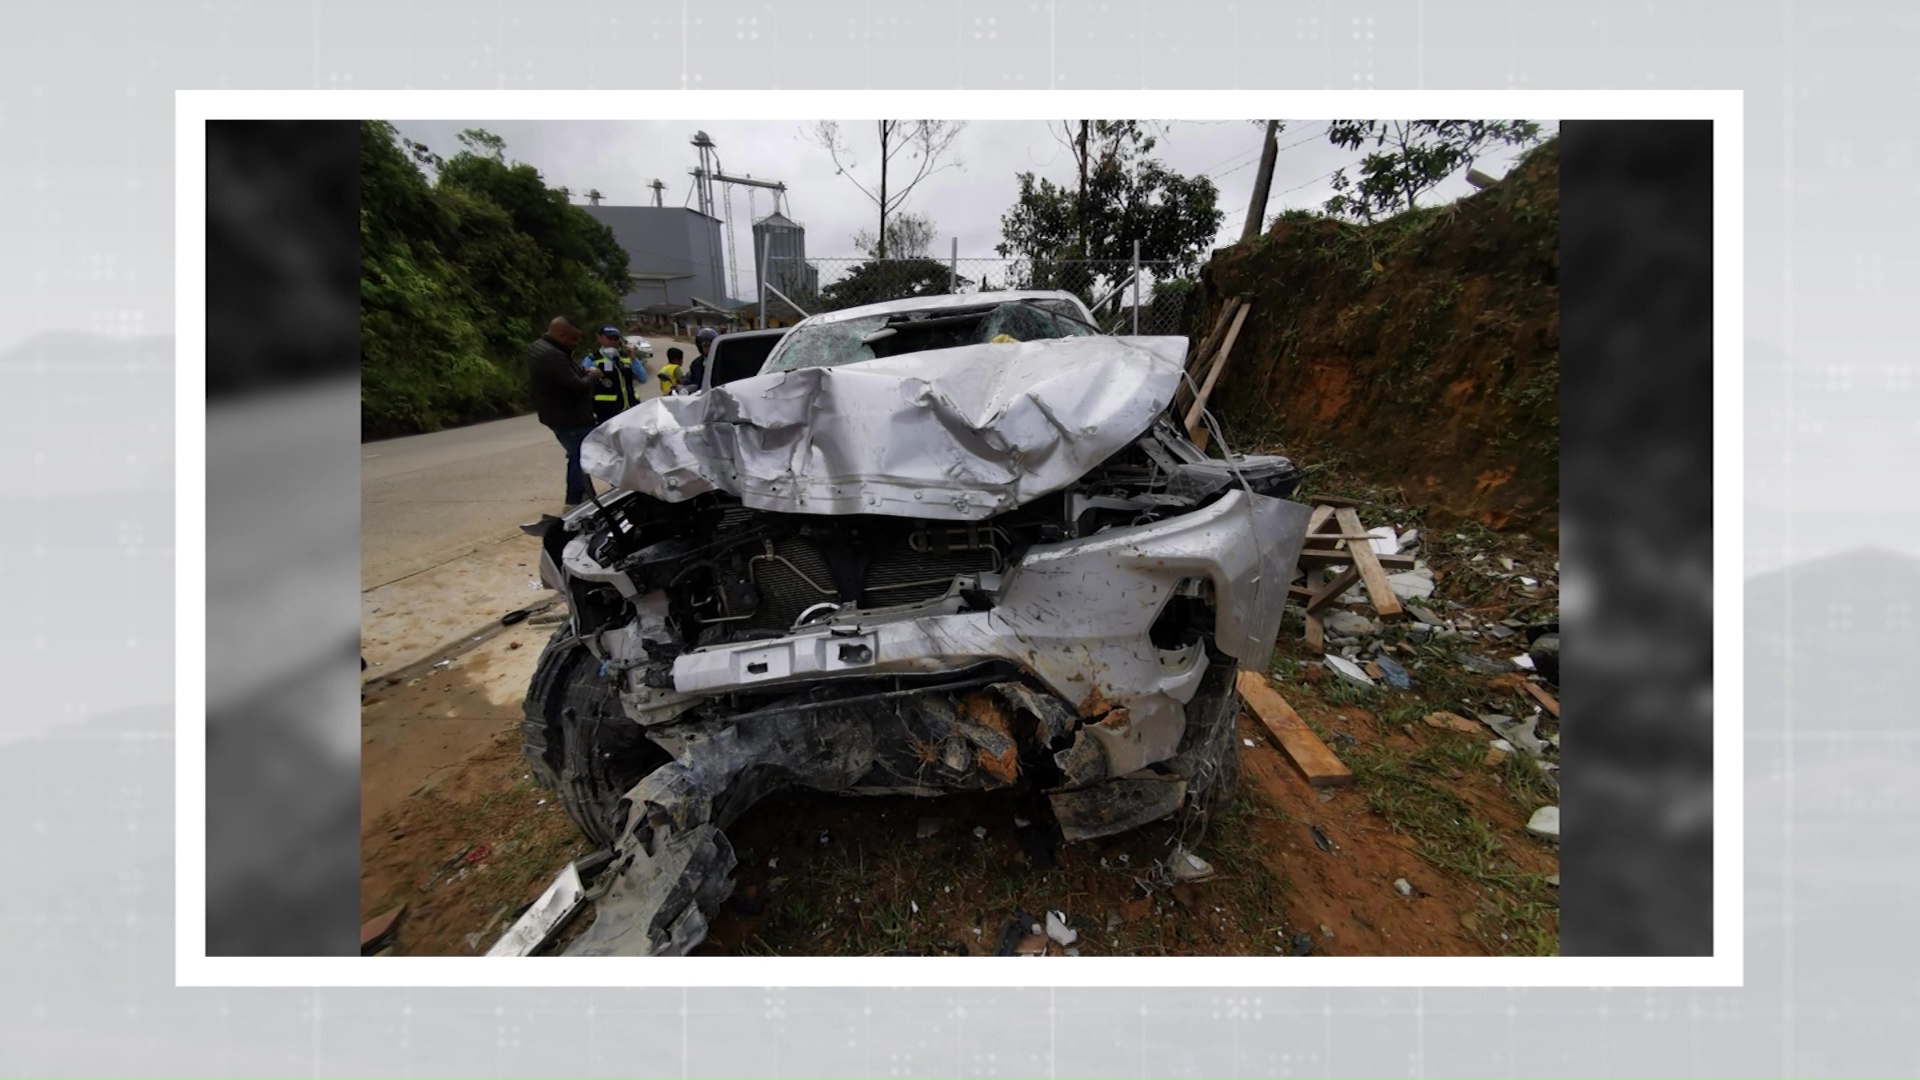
[1236,670,1353,788]
[1520,681,1560,718]
[1304,504,1339,536]
[1304,565,1362,614]
[1335,507,1403,619]
[1304,611,1325,654]
[1183,304,1251,448]
[1174,299,1243,412]
[1297,549,1416,571]
[1298,532,1383,542]
[1303,494,1366,508]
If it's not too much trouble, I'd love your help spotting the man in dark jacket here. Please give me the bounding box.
[526,316,600,507]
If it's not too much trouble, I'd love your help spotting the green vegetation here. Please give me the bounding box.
[360,121,631,438]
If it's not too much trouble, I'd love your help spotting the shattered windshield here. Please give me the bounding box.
[763,300,1097,374]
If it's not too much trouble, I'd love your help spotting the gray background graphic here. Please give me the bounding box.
[0,0,1900,1075]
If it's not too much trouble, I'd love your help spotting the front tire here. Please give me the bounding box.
[520,630,671,848]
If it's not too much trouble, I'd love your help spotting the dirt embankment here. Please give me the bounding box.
[1198,140,1560,533]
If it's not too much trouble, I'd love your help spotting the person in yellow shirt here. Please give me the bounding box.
[657,347,684,395]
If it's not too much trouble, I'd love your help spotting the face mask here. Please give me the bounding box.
[599,347,619,360]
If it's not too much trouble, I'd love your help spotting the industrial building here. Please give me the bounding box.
[580,204,742,327]
[751,211,820,306]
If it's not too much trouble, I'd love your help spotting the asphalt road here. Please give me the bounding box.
[360,339,681,592]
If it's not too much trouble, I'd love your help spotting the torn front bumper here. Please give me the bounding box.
[668,489,1311,778]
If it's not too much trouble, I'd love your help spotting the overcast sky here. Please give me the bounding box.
[389,118,1554,291]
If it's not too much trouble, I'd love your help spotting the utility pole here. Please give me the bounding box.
[648,179,666,207]
[1240,120,1280,243]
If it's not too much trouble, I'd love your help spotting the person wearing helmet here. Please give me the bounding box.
[680,326,719,394]
[586,324,641,423]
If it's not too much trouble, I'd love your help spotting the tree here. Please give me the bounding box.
[852,212,938,260]
[818,258,970,311]
[456,127,507,163]
[359,122,633,437]
[807,120,966,259]
[1322,120,1541,222]
[997,122,1222,307]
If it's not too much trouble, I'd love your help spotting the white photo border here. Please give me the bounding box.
[176,88,1742,988]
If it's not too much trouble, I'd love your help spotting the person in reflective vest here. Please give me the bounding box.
[657,347,684,395]
[585,324,641,424]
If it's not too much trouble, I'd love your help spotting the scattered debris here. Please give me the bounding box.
[1526,806,1561,839]
[1547,874,1560,887]
[1367,526,1401,555]
[1243,738,1257,748]
[1520,681,1561,718]
[1422,711,1481,734]
[1478,714,1548,757]
[1483,747,1509,767]
[1324,655,1375,687]
[1172,849,1217,883]
[1393,878,1413,897]
[1012,816,1032,828]
[972,826,988,840]
[1518,575,1538,587]
[1372,654,1412,689]
[1324,610,1376,637]
[1490,738,1515,753]
[1485,623,1517,640]
[1511,654,1536,671]
[486,860,590,957]
[1397,528,1419,549]
[1046,911,1079,947]
[1290,932,1314,956]
[1458,654,1510,676]
[915,817,942,840]
[1310,825,1334,853]
[1386,571,1436,600]
[360,905,406,955]
[1407,604,1442,625]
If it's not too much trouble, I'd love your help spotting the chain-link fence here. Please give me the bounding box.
[754,253,1197,337]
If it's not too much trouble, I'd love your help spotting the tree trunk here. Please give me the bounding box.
[877,121,891,260]
[1076,120,1090,257]
[1240,120,1280,243]
[1397,123,1420,211]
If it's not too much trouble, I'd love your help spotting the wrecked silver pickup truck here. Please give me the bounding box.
[505,291,1312,955]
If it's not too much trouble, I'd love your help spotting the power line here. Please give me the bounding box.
[1272,166,1344,198]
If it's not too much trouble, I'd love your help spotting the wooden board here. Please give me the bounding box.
[1521,681,1560,718]
[1303,612,1324,654]
[1334,507,1403,619]
[1236,670,1353,788]
[1184,304,1251,448]
[1176,300,1242,406]
[1302,494,1366,508]
[1297,549,1416,572]
[1304,504,1339,537]
[1304,564,1362,613]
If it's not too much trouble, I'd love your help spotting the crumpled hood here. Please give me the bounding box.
[581,335,1188,520]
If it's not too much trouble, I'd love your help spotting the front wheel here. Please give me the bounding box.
[520,630,671,848]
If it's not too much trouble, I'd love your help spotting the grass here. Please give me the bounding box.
[1344,734,1559,954]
